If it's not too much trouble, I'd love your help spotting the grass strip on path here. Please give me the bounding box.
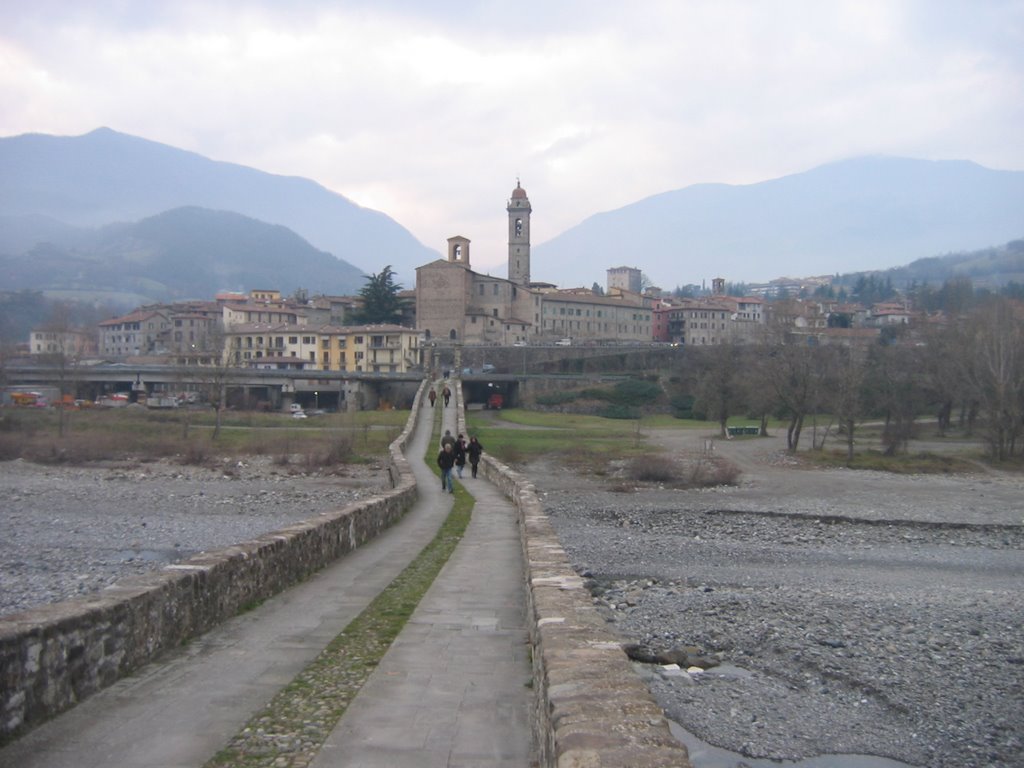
[205,405,472,768]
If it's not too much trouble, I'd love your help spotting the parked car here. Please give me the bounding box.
[481,363,496,373]
[555,338,572,346]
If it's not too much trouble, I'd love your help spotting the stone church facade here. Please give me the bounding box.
[415,181,652,346]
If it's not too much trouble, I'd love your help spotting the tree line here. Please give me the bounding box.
[684,297,1024,462]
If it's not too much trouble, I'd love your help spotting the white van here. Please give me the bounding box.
[555,338,572,346]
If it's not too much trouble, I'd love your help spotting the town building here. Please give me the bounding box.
[223,323,422,373]
[415,181,653,345]
[653,288,766,345]
[98,309,171,357]
[29,328,96,358]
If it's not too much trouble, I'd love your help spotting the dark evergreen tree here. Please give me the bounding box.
[351,265,404,325]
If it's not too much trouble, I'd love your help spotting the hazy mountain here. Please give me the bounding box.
[842,238,1024,291]
[0,127,439,284]
[532,157,1024,289]
[0,207,367,305]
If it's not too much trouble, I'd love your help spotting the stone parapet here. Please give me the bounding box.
[0,382,427,745]
[458,387,691,767]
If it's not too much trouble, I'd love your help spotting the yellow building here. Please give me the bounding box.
[224,323,422,373]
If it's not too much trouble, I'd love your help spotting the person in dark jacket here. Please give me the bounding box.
[442,385,451,407]
[437,442,456,493]
[466,436,483,478]
[428,388,437,407]
[454,434,467,478]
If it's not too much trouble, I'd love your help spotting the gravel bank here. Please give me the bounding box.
[535,433,1024,768]
[0,457,387,617]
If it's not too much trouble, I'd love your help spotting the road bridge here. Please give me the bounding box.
[4,352,651,412]
[3,362,425,412]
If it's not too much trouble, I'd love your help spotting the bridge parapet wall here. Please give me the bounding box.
[0,382,426,744]
[455,386,691,767]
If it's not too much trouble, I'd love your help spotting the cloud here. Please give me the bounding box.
[0,0,1021,279]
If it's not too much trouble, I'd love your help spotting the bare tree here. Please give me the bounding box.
[38,304,86,438]
[912,320,975,438]
[693,342,745,438]
[961,299,1024,460]
[763,340,825,453]
[193,326,241,441]
[827,345,868,464]
[864,342,923,456]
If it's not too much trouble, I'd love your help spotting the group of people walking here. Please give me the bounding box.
[437,430,484,493]
[427,384,451,408]
[429,377,483,494]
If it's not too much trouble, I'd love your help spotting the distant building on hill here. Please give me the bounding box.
[608,266,642,294]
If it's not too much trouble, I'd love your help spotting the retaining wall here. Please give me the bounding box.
[0,382,426,744]
[455,385,692,767]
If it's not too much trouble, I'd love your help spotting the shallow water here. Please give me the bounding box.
[668,720,920,768]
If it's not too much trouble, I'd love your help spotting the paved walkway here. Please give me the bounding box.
[0,394,534,768]
[312,402,533,767]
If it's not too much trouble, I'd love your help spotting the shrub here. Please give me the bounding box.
[325,435,354,465]
[627,454,678,483]
[0,433,22,460]
[179,442,209,466]
[623,453,741,488]
[301,435,355,471]
[670,394,695,419]
[686,457,742,487]
[613,379,661,403]
[600,404,640,420]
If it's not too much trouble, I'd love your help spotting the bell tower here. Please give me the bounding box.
[507,179,531,286]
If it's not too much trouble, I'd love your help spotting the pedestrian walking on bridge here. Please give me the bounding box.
[437,443,456,493]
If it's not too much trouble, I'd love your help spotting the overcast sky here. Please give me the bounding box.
[2,0,1022,274]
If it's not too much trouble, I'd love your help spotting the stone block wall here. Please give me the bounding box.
[0,383,426,744]
[456,384,692,767]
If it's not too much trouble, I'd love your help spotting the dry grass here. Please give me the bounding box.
[0,408,390,468]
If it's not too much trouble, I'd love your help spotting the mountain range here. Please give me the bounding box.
[1,128,1022,304]
[0,207,366,306]
[534,156,1024,289]
[0,127,437,289]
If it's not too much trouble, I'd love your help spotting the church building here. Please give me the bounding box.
[415,181,653,345]
[415,182,540,345]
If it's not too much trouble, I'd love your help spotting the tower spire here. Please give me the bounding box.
[507,180,531,286]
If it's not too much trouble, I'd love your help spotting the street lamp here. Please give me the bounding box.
[315,391,319,409]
